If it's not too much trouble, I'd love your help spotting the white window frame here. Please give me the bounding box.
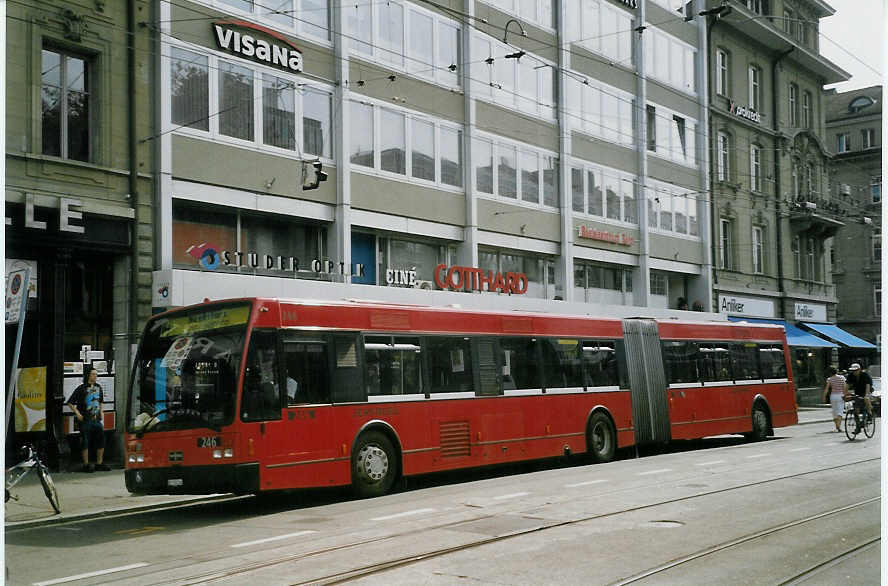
[862,128,876,149]
[348,0,461,89]
[571,160,640,228]
[650,271,668,296]
[647,178,700,240]
[566,71,635,147]
[717,132,730,181]
[645,26,698,96]
[196,0,331,44]
[750,144,762,192]
[474,131,559,209]
[166,40,335,162]
[803,91,812,128]
[789,83,798,127]
[484,0,555,30]
[719,218,733,270]
[752,226,764,274]
[792,235,801,277]
[716,49,728,96]
[748,65,761,111]
[647,101,698,168]
[348,98,465,191]
[837,133,850,153]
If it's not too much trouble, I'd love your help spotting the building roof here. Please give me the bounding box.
[824,85,882,122]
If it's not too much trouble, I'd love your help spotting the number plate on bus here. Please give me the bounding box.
[197,436,221,448]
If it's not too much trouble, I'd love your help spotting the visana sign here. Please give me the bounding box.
[729,101,761,124]
[213,20,303,73]
[433,264,528,294]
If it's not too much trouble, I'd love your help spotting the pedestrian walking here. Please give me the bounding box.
[823,366,846,432]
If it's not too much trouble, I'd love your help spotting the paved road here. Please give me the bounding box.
[6,420,880,585]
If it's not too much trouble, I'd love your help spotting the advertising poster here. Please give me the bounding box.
[14,367,46,432]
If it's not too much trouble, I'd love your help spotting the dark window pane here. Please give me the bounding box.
[732,343,761,380]
[303,88,331,158]
[242,330,282,421]
[41,84,62,156]
[219,61,254,140]
[171,48,209,131]
[500,337,540,389]
[282,333,330,404]
[697,344,732,382]
[263,75,295,150]
[582,341,619,387]
[759,344,787,379]
[426,337,473,393]
[67,89,90,161]
[541,338,584,389]
[364,335,422,396]
[662,341,699,384]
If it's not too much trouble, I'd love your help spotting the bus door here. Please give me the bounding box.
[622,319,670,444]
[240,329,284,489]
[659,340,701,439]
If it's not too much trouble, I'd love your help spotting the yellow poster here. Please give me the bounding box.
[14,367,46,432]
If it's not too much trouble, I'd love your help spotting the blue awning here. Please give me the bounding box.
[727,317,837,348]
[801,323,877,349]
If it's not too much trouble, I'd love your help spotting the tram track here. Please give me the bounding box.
[133,456,879,586]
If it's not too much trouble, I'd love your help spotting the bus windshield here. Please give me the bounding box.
[127,302,252,434]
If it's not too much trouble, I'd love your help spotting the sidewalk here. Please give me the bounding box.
[5,407,836,530]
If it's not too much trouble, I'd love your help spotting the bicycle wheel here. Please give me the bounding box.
[844,409,858,441]
[863,411,876,438]
[37,464,61,514]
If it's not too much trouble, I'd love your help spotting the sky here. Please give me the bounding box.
[819,0,884,91]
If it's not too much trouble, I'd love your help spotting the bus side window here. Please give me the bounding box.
[499,337,541,390]
[282,334,330,405]
[583,340,618,387]
[662,341,700,384]
[698,343,732,383]
[242,330,282,421]
[426,336,474,393]
[331,333,363,403]
[732,343,761,381]
[541,338,583,389]
[759,344,787,379]
[364,336,423,396]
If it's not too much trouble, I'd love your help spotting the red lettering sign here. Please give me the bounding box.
[434,264,528,294]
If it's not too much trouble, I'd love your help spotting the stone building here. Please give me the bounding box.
[5,0,155,466]
[825,85,881,368]
[701,0,856,402]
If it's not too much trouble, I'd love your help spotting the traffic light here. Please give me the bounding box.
[302,160,328,191]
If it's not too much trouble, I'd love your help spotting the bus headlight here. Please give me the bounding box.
[128,453,145,463]
[212,449,223,459]
[224,448,233,458]
[212,448,234,459]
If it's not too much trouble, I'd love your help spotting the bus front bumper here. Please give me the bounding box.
[125,463,259,495]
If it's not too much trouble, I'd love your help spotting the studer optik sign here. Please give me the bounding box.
[213,20,303,73]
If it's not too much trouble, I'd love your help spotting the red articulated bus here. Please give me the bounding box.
[124,298,796,497]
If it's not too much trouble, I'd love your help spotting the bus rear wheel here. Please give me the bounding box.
[588,413,616,463]
[747,405,769,442]
[352,431,397,498]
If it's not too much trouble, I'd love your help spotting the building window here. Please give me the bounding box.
[573,261,633,303]
[862,128,876,149]
[791,164,800,197]
[716,49,729,96]
[750,144,762,192]
[803,91,812,128]
[650,271,668,296]
[789,83,798,127]
[748,65,761,111]
[837,133,850,153]
[643,27,697,94]
[717,132,730,181]
[302,87,332,159]
[473,133,558,208]
[349,0,460,87]
[350,102,375,167]
[262,74,296,151]
[876,283,882,317]
[41,48,91,162]
[806,238,816,281]
[872,176,882,203]
[792,236,801,277]
[783,7,795,37]
[480,248,555,299]
[752,226,764,274]
[219,0,329,40]
[170,47,209,132]
[565,73,635,148]
[380,108,406,175]
[570,1,633,65]
[873,228,882,263]
[719,218,734,270]
[219,61,254,141]
[746,0,765,15]
[646,105,656,152]
[485,0,555,29]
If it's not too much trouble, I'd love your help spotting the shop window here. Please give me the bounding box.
[42,47,91,162]
[662,341,699,384]
[582,341,619,387]
[758,344,787,379]
[541,339,584,389]
[172,205,238,269]
[732,343,761,381]
[500,337,541,390]
[426,337,474,393]
[364,335,422,395]
[170,47,209,131]
[697,344,732,382]
[282,333,330,404]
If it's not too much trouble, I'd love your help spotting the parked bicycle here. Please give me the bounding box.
[844,396,876,441]
[5,445,61,514]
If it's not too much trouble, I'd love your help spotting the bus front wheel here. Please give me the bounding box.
[747,405,769,442]
[588,412,616,463]
[352,431,397,498]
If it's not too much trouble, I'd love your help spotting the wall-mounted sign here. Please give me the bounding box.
[434,264,528,294]
[618,0,638,8]
[718,294,775,317]
[729,101,762,124]
[386,268,417,287]
[794,302,827,322]
[5,193,84,233]
[214,20,303,73]
[185,242,363,277]
[577,225,634,246]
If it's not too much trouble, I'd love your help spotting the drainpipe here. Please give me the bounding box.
[127,0,140,440]
[772,47,794,319]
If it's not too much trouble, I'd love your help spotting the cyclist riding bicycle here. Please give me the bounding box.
[845,363,874,432]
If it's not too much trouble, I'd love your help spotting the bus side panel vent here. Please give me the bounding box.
[439,421,471,457]
[370,311,411,330]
